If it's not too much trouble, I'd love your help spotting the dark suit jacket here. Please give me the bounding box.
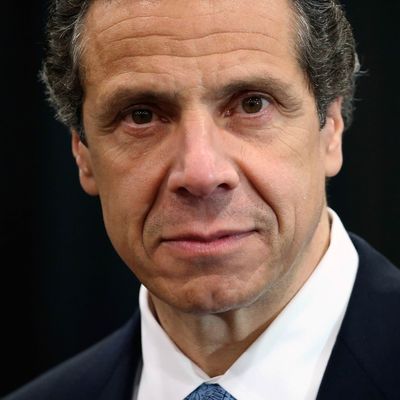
[4,234,400,400]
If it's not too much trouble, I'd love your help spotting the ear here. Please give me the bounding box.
[321,98,344,178]
[71,130,99,196]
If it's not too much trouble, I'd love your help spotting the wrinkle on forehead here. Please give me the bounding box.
[106,31,281,46]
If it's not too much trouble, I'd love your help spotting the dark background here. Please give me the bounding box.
[1,1,399,396]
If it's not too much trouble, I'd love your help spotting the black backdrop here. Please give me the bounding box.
[1,1,399,396]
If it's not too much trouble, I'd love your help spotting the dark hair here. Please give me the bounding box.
[41,0,360,132]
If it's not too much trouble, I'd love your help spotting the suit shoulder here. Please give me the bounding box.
[350,232,400,292]
[4,313,141,400]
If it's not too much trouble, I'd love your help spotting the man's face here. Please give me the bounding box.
[74,0,343,314]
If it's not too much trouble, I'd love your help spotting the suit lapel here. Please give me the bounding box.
[98,311,142,400]
[316,336,382,399]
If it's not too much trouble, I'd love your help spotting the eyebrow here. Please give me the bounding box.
[209,76,302,109]
[99,88,180,113]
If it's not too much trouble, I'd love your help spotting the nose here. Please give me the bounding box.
[167,113,240,198]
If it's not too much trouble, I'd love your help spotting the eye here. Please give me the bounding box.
[240,95,270,114]
[129,108,154,125]
[120,106,167,129]
[225,94,272,118]
[118,105,169,137]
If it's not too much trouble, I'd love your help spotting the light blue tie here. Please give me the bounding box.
[184,383,237,400]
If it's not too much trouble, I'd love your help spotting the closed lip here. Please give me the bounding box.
[161,229,256,243]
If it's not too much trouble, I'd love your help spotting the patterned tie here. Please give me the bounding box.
[184,383,237,400]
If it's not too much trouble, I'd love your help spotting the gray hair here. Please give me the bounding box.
[41,0,360,133]
[291,0,360,128]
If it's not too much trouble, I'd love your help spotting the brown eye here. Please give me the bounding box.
[241,96,265,114]
[132,109,153,124]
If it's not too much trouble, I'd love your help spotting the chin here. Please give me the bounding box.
[162,283,265,315]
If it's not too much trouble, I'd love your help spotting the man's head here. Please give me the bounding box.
[42,0,359,315]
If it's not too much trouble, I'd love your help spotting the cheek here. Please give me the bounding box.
[89,144,171,264]
[238,131,326,232]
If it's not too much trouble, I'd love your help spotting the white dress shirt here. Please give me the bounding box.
[135,209,358,400]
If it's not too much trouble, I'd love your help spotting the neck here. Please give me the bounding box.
[150,294,281,376]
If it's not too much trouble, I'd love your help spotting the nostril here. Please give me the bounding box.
[174,182,233,200]
[217,183,232,191]
[175,187,193,198]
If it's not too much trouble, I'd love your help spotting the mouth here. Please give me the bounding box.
[160,229,257,256]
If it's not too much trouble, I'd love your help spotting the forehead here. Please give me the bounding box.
[82,0,300,95]
[85,0,295,35]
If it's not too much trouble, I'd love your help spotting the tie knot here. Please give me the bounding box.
[184,383,236,400]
